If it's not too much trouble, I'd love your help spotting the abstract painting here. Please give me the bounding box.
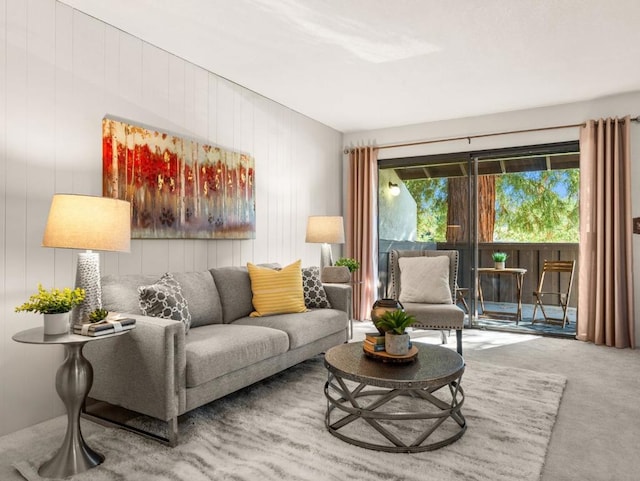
[102,117,255,239]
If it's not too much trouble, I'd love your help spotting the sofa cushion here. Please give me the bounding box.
[247,260,307,317]
[102,271,223,327]
[210,266,254,323]
[302,266,331,308]
[172,271,223,327]
[102,273,160,314]
[232,308,347,350]
[184,324,289,387]
[138,273,192,332]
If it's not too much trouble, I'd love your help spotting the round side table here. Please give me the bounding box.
[12,326,129,478]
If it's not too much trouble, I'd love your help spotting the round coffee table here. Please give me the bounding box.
[324,342,466,453]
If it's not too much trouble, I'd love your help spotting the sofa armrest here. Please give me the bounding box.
[323,283,352,315]
[84,314,186,422]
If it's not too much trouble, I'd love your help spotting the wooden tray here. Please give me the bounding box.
[363,345,418,363]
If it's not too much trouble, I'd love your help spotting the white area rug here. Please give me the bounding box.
[10,356,566,481]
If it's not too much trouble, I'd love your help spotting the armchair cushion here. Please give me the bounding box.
[398,256,452,304]
[404,302,464,329]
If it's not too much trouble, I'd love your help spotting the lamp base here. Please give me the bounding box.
[71,252,102,325]
[320,243,334,270]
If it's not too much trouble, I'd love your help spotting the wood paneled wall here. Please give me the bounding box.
[0,0,343,435]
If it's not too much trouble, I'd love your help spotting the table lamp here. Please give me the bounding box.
[305,216,345,269]
[42,194,131,324]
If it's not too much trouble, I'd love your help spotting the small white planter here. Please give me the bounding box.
[385,332,410,355]
[43,312,69,335]
[494,261,505,270]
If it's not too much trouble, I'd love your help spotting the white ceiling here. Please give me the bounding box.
[60,0,640,133]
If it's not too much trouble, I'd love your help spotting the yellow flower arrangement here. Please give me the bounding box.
[15,284,85,315]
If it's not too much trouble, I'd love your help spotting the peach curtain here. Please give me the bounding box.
[577,117,635,348]
[347,146,378,320]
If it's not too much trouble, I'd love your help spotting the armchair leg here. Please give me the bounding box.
[456,329,463,356]
[440,330,449,345]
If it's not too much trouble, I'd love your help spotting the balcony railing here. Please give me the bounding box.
[442,242,579,308]
[379,240,579,308]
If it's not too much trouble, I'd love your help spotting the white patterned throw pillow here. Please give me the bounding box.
[138,273,192,333]
[302,266,332,309]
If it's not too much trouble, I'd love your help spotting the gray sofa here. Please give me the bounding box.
[84,265,351,446]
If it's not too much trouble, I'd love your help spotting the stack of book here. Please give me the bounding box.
[363,332,386,353]
[73,316,136,337]
[362,331,414,354]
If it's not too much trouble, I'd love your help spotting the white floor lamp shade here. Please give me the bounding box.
[305,216,345,270]
[42,194,131,324]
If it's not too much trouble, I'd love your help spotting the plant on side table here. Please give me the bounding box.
[15,284,85,335]
[334,257,360,273]
[492,252,508,270]
[324,257,361,283]
[374,309,417,355]
[88,308,109,323]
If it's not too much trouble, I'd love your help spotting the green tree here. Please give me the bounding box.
[405,178,448,242]
[494,169,579,242]
[403,169,579,243]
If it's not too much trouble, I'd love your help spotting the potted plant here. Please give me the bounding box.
[323,257,360,283]
[88,308,109,323]
[15,284,85,335]
[374,309,416,355]
[492,252,508,270]
[334,257,360,273]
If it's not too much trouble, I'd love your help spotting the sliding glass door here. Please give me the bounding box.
[377,141,579,335]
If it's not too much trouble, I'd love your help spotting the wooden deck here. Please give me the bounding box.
[378,241,579,338]
[470,301,577,338]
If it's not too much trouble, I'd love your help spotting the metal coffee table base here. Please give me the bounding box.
[324,373,466,453]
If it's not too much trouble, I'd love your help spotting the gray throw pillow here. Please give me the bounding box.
[138,273,192,333]
[302,266,332,309]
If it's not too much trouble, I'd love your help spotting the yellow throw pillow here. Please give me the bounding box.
[247,260,307,317]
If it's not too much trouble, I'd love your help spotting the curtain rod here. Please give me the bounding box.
[345,116,640,153]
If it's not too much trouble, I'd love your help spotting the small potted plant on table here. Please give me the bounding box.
[374,309,417,355]
[492,252,508,270]
[15,284,85,335]
[323,257,360,283]
[334,257,360,274]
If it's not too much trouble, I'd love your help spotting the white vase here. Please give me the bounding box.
[495,261,505,270]
[43,312,70,335]
[385,332,410,355]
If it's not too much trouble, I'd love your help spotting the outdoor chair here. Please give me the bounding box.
[388,249,465,355]
[531,260,576,328]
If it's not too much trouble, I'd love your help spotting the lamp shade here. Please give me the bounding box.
[305,216,345,244]
[42,194,131,252]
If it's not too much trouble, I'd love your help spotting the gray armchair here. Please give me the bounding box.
[388,249,465,355]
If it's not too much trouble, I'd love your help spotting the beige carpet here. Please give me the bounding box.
[7,355,565,481]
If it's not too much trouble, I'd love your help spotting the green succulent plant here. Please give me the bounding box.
[89,308,109,323]
[374,309,416,335]
[492,252,508,262]
[334,257,360,272]
[15,284,85,315]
